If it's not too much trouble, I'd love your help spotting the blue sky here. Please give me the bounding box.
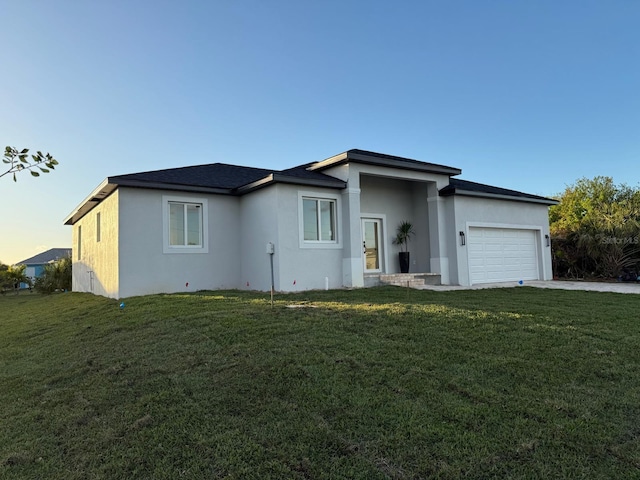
[1,0,638,264]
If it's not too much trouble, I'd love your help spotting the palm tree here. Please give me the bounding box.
[392,220,415,253]
[5,264,29,293]
[392,220,415,273]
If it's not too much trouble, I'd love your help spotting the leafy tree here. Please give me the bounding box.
[2,146,59,182]
[550,177,640,279]
[0,262,10,293]
[34,257,72,293]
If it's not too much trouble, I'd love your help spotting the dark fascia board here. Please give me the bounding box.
[235,173,346,194]
[65,173,346,225]
[64,178,234,225]
[109,177,233,195]
[64,177,234,225]
[307,149,462,176]
[440,188,559,206]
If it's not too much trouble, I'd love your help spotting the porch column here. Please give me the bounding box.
[341,177,364,288]
[427,183,450,284]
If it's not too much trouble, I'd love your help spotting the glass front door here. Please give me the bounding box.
[362,219,382,273]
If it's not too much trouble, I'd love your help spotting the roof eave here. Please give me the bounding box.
[110,178,232,195]
[235,173,346,194]
[64,178,235,225]
[64,178,115,225]
[272,173,346,190]
[308,150,462,176]
[306,152,350,171]
[440,189,559,205]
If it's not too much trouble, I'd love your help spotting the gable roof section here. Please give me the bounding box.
[17,248,72,266]
[439,178,558,205]
[308,149,462,176]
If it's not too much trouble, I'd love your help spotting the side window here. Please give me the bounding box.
[298,192,341,249]
[303,198,336,242]
[163,196,209,254]
[169,202,202,246]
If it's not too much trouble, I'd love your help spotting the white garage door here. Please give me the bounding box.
[468,228,540,284]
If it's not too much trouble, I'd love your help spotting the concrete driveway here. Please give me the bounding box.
[416,280,640,294]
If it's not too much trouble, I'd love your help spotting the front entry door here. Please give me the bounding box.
[362,219,383,273]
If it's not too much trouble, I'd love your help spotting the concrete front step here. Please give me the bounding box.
[367,273,441,288]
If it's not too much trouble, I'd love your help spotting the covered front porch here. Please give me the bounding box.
[312,150,460,289]
[348,171,452,287]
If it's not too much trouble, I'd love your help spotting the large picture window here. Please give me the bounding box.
[303,197,336,242]
[163,195,209,254]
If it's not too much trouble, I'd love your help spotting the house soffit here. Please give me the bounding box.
[64,179,117,225]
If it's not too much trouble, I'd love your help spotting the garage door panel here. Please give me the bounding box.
[468,227,540,284]
[486,257,505,266]
[504,257,521,266]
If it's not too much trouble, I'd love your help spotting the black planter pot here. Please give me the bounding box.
[399,252,410,273]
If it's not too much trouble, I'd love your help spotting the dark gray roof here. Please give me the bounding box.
[439,178,558,205]
[64,160,348,224]
[109,163,275,192]
[107,150,460,192]
[17,248,72,265]
[107,162,346,195]
[65,149,555,225]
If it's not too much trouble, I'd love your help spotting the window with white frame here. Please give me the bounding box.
[163,196,209,253]
[169,202,202,246]
[302,197,337,242]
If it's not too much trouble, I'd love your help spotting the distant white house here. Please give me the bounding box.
[64,149,557,299]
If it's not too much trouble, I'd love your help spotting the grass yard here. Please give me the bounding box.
[1,286,639,479]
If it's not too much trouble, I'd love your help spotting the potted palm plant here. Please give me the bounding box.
[392,220,415,273]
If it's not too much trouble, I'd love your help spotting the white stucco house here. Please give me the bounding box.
[64,149,557,299]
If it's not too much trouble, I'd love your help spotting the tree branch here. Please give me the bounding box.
[2,146,59,182]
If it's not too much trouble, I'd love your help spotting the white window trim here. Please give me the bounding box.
[298,190,342,249]
[162,195,209,254]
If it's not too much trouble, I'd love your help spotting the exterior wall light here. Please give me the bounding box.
[545,234,550,247]
[459,231,466,246]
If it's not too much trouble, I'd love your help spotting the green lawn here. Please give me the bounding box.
[1,287,639,479]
